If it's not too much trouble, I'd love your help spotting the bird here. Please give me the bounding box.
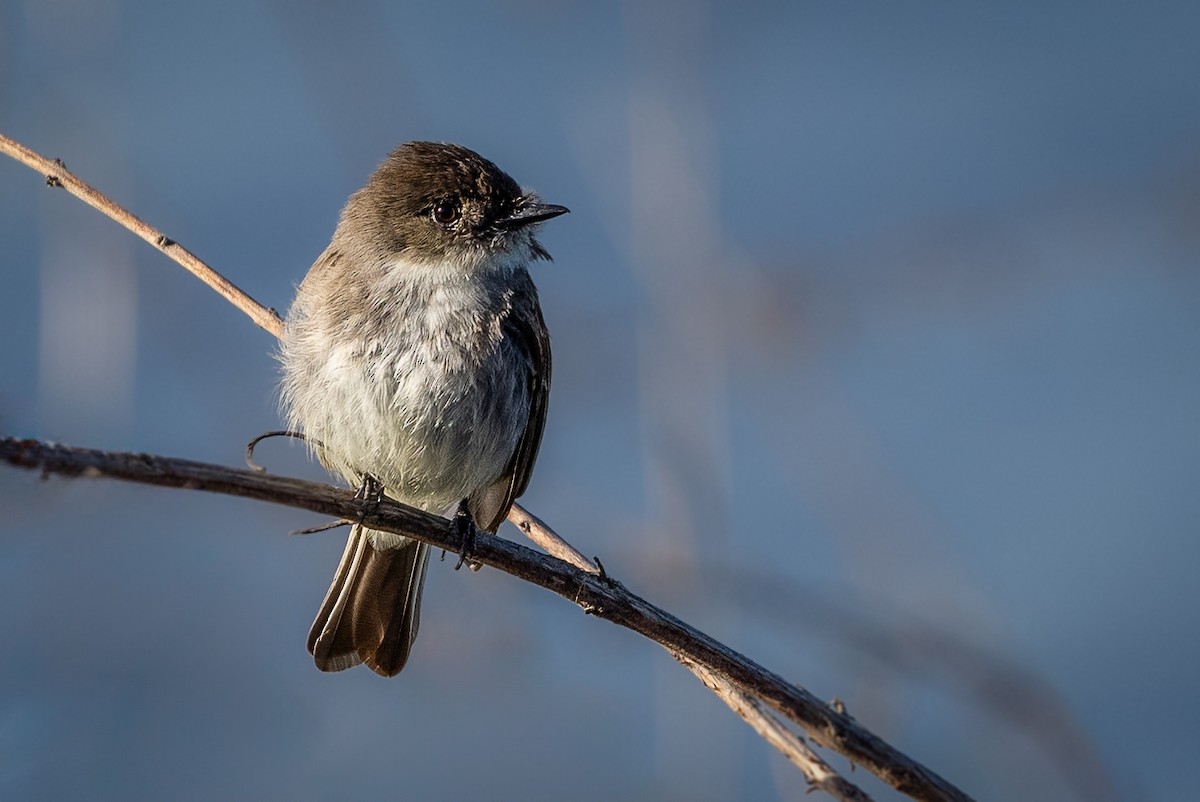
[279,141,567,676]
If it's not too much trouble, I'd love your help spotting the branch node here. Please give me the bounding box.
[156,234,175,248]
[45,157,68,187]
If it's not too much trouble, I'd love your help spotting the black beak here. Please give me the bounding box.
[497,200,570,229]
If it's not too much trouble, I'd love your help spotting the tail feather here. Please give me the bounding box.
[308,525,430,677]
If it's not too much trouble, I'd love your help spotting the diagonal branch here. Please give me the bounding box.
[681,657,876,802]
[507,501,598,574]
[0,131,283,338]
[0,436,970,802]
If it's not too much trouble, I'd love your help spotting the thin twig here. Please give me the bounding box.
[508,502,598,574]
[289,519,352,536]
[0,131,284,338]
[680,657,875,802]
[245,429,316,472]
[0,437,974,802]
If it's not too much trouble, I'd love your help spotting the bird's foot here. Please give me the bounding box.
[353,473,385,526]
[451,500,480,571]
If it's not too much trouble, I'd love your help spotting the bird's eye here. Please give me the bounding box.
[432,200,460,225]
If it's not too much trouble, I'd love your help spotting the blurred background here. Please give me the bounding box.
[2,2,1198,800]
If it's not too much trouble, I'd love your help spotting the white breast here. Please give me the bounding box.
[280,256,530,515]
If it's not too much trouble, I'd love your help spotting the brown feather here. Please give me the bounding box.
[308,525,430,677]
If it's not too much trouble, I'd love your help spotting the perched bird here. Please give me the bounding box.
[279,141,567,676]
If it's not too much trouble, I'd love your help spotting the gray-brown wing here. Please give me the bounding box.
[469,283,551,532]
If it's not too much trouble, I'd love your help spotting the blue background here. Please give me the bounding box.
[2,2,1198,800]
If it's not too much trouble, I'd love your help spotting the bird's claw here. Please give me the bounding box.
[451,500,479,571]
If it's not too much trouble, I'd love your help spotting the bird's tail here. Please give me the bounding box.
[307,525,430,677]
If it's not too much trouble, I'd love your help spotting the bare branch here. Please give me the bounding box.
[0,436,973,802]
[0,131,284,338]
